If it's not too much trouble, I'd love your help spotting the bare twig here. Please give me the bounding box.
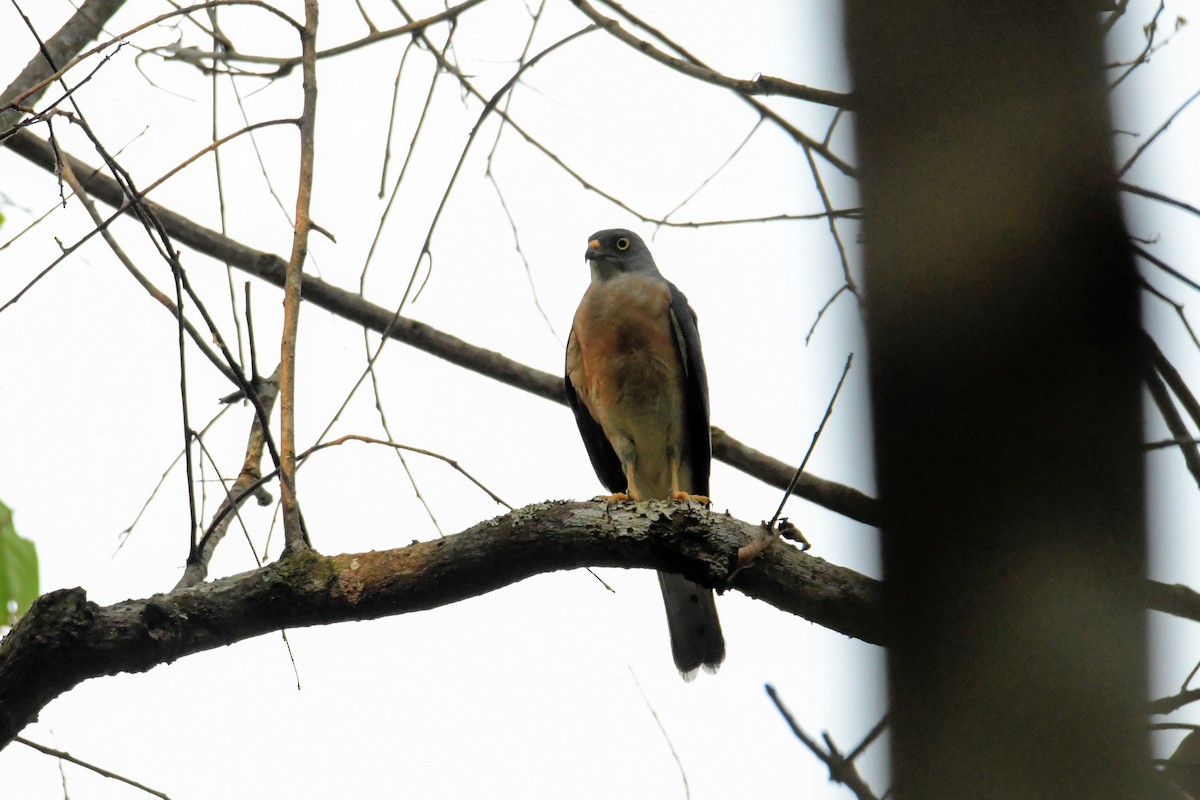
[2,2,302,124]
[765,684,882,800]
[1119,84,1200,176]
[1144,343,1200,489]
[769,352,855,529]
[303,435,512,510]
[1144,371,1200,486]
[661,118,764,224]
[179,366,281,589]
[1145,332,1200,434]
[1123,183,1200,224]
[1140,278,1200,351]
[201,431,512,540]
[806,284,850,346]
[575,0,852,109]
[15,736,172,800]
[278,0,320,553]
[735,354,853,569]
[579,0,855,177]
[57,158,238,385]
[629,667,691,800]
[117,405,234,554]
[1134,244,1200,294]
[1150,688,1200,717]
[1107,0,1165,90]
[802,143,859,307]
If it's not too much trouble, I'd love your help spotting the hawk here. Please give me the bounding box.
[565,229,725,677]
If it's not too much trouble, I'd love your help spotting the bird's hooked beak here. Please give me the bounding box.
[584,238,602,262]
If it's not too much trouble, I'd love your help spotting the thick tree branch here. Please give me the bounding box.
[2,130,878,525]
[0,501,882,749]
[2,497,1193,751]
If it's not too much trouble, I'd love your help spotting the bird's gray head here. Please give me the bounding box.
[584,229,662,282]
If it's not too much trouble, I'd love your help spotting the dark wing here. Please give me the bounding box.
[565,331,627,495]
[666,282,712,498]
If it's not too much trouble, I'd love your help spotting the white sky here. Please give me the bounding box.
[0,1,1196,798]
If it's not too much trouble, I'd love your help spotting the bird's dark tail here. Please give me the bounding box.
[657,571,726,680]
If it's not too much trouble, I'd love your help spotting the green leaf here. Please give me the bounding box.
[0,500,39,620]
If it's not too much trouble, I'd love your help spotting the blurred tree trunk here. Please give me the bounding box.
[845,4,1150,799]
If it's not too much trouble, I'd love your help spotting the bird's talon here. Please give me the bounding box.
[595,492,631,505]
[669,490,710,506]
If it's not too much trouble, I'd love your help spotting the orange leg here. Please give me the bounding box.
[596,461,640,504]
[667,457,710,506]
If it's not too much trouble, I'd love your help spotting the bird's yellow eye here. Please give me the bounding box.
[616,237,631,251]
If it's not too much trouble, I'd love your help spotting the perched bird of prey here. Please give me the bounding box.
[565,228,725,678]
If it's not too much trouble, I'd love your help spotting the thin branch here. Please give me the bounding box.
[1149,688,1200,717]
[765,684,882,800]
[579,0,855,177]
[1145,332,1200,434]
[736,353,853,569]
[179,366,281,589]
[1140,278,1200,351]
[661,118,764,224]
[1147,581,1200,629]
[660,210,860,228]
[844,712,890,765]
[117,404,234,554]
[574,0,852,109]
[1144,354,1200,488]
[58,157,238,386]
[200,431,511,542]
[365,369,447,537]
[483,0,561,345]
[305,435,512,509]
[1123,182,1200,223]
[209,15,247,376]
[629,667,691,800]
[2,2,302,124]
[278,0,319,553]
[246,0,488,70]
[15,737,172,800]
[146,1,485,78]
[1118,83,1200,176]
[806,284,850,346]
[769,353,854,529]
[802,143,859,303]
[1146,437,1200,451]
